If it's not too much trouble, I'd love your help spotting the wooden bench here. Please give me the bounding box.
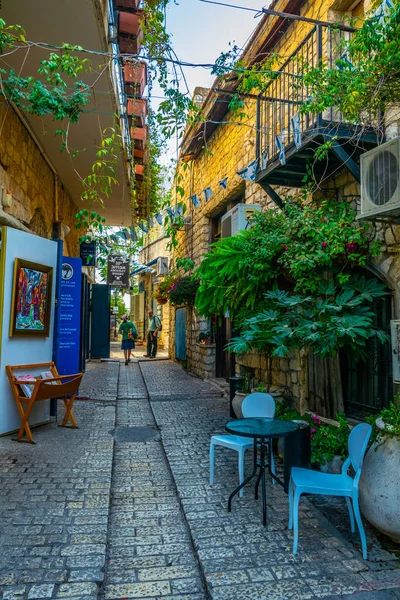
[6,362,83,444]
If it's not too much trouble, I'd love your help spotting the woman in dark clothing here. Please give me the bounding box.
[118,314,138,365]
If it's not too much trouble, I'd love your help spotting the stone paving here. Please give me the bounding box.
[139,360,400,600]
[0,358,399,600]
[0,397,115,600]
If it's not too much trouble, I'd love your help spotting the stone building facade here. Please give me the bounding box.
[133,228,170,350]
[141,0,400,418]
[0,102,80,256]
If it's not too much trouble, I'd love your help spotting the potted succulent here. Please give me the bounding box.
[197,331,213,345]
[359,402,400,543]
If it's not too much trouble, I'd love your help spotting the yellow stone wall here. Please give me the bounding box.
[144,0,396,402]
[0,102,80,256]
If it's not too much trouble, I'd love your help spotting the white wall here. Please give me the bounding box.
[0,227,58,435]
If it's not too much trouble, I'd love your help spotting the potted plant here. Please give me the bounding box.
[154,276,173,304]
[310,413,350,473]
[197,331,213,345]
[359,401,400,542]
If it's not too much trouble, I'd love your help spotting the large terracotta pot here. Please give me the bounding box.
[359,418,400,543]
[232,392,250,419]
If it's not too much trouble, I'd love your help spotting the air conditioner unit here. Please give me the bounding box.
[156,256,169,276]
[360,138,400,219]
[221,203,261,238]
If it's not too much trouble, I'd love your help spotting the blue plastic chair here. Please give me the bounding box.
[209,393,276,497]
[288,422,372,559]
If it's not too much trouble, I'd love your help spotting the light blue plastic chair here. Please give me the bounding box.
[288,422,372,559]
[209,392,276,497]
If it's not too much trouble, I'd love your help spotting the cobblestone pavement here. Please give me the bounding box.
[139,360,400,600]
[0,359,399,600]
[0,396,115,600]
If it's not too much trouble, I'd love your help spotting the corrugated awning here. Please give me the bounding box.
[130,258,157,275]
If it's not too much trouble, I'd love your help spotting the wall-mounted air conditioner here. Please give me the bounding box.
[156,256,169,276]
[360,138,400,219]
[221,204,261,238]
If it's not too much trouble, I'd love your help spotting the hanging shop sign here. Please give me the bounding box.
[80,241,96,267]
[107,255,130,288]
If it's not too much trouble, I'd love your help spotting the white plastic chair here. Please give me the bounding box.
[288,422,372,559]
[209,392,276,497]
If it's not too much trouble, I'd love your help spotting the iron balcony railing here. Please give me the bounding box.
[256,23,355,169]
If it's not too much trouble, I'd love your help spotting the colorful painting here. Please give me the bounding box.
[10,259,53,337]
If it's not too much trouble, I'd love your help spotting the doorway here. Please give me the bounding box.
[175,307,187,361]
[340,278,393,418]
[91,284,111,359]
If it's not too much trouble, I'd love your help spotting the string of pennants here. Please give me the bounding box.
[133,0,397,236]
[133,112,308,233]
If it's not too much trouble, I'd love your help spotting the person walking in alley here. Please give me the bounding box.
[119,314,138,365]
[145,310,161,358]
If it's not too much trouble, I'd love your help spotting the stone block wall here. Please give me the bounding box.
[0,102,80,256]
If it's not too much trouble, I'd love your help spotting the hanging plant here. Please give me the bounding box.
[167,275,200,307]
[153,276,174,303]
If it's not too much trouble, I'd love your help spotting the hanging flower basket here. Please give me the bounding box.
[167,275,200,307]
[156,297,168,305]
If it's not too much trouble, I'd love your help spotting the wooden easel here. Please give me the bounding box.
[6,362,83,444]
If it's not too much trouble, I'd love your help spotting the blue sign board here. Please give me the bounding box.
[57,258,82,375]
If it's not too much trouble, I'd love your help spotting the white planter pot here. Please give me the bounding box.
[232,392,250,419]
[359,419,400,543]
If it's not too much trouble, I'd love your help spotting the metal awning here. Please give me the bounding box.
[130,258,157,275]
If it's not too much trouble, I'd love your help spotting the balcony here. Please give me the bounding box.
[114,0,141,9]
[135,164,144,180]
[131,125,147,149]
[255,24,379,191]
[123,60,147,97]
[134,147,145,163]
[127,98,147,127]
[118,10,143,54]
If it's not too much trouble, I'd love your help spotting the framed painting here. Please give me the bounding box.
[9,259,53,337]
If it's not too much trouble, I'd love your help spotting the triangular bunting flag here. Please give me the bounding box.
[138,222,149,233]
[275,134,286,166]
[203,187,213,202]
[130,227,138,242]
[219,177,228,189]
[154,213,163,225]
[190,194,201,208]
[237,160,257,182]
[260,147,269,171]
[290,113,302,149]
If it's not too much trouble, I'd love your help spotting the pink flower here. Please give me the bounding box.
[312,427,316,434]
[321,242,328,249]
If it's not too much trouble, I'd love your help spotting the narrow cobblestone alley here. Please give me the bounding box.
[0,359,400,600]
